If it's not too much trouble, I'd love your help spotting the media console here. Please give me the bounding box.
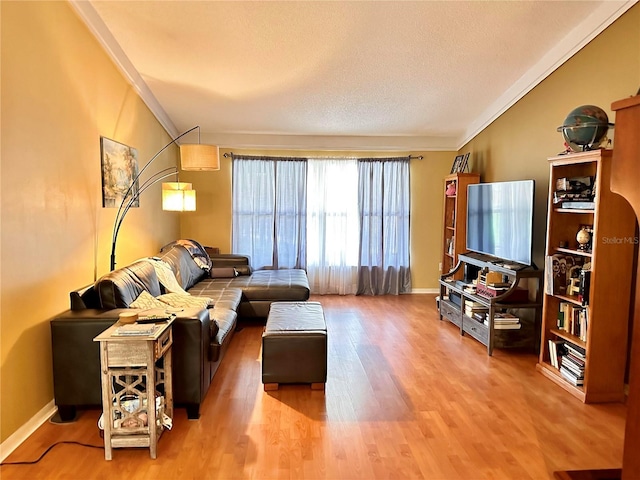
[438,252,543,356]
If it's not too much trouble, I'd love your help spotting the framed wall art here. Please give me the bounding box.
[100,137,139,208]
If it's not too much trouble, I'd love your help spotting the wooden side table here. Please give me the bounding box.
[93,318,174,460]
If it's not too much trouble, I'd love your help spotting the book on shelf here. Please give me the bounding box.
[493,323,521,330]
[579,269,591,306]
[560,201,595,210]
[493,318,520,324]
[560,366,584,386]
[548,339,567,369]
[484,313,521,328]
[548,340,558,368]
[564,343,586,360]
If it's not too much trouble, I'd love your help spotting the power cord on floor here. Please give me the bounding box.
[0,441,103,466]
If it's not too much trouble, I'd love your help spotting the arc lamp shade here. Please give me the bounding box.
[162,182,196,211]
[180,144,220,171]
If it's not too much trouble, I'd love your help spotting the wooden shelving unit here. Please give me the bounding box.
[441,172,480,279]
[536,149,636,403]
[439,252,543,356]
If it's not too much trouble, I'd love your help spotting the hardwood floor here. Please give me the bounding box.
[2,294,627,479]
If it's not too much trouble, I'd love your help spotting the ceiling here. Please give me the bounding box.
[71,1,636,151]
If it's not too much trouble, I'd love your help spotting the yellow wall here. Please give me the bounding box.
[462,5,640,269]
[179,149,455,291]
[1,2,180,442]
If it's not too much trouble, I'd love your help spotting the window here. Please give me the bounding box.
[231,155,411,295]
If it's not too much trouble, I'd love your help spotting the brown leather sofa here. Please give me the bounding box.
[50,240,309,421]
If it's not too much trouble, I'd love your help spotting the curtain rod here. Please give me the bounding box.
[223,152,423,160]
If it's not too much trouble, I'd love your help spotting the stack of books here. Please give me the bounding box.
[463,283,477,294]
[485,311,521,329]
[464,300,488,320]
[560,344,586,386]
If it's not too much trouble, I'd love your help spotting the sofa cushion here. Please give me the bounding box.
[185,283,243,311]
[157,293,213,309]
[193,269,310,302]
[96,260,162,309]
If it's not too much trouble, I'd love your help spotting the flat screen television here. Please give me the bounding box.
[466,180,535,266]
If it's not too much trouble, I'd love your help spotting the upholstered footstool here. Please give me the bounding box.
[262,301,327,391]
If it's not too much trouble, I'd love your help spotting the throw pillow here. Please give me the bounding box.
[210,267,238,278]
[157,293,213,310]
[129,290,168,309]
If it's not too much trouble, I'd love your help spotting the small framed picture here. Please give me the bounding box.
[450,154,464,174]
[459,153,470,173]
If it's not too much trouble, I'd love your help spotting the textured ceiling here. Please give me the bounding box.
[73,1,635,150]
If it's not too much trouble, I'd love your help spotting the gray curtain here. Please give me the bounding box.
[357,158,411,295]
[232,155,307,270]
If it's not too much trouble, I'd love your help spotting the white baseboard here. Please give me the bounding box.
[0,400,57,463]
[410,288,439,294]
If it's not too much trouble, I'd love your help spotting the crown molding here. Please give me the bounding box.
[458,0,638,149]
[69,0,179,139]
[198,132,459,152]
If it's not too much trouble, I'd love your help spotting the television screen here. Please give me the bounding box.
[466,180,535,266]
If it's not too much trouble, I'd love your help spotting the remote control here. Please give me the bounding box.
[137,314,172,323]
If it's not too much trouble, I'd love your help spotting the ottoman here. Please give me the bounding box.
[262,301,327,391]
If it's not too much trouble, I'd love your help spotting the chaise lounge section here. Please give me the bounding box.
[51,240,310,420]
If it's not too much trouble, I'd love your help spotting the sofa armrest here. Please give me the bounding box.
[51,309,124,407]
[51,307,212,411]
[70,284,100,310]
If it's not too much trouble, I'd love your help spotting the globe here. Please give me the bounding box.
[557,105,613,152]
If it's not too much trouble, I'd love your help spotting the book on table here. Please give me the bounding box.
[114,324,157,336]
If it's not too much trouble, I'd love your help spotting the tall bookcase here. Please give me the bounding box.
[536,149,636,403]
[441,172,480,278]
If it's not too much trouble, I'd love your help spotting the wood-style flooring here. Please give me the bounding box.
[1,294,627,479]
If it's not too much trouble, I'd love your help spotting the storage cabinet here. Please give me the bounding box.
[439,252,543,356]
[536,149,636,403]
[441,172,480,278]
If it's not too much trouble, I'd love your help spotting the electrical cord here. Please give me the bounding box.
[0,441,103,466]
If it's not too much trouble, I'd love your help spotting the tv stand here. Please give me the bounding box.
[462,251,536,271]
[438,253,543,355]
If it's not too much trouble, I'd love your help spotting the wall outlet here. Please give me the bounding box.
[438,262,442,272]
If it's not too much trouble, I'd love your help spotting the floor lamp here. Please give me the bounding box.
[109,126,219,271]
